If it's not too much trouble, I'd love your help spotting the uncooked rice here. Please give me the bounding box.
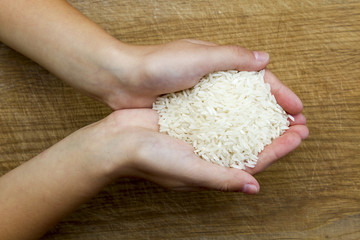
[152,70,291,169]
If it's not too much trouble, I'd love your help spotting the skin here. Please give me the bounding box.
[0,0,308,239]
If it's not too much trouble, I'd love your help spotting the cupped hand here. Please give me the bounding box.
[87,69,308,193]
[79,39,307,193]
[87,109,261,194]
[103,39,270,109]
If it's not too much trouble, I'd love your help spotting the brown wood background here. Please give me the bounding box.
[1,0,359,239]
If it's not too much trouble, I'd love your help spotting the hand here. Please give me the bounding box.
[101,39,271,109]
[84,69,308,193]
[69,109,261,193]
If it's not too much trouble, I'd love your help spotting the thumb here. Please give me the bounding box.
[191,158,260,194]
[203,45,270,73]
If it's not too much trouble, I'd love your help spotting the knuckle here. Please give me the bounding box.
[229,45,248,58]
[218,181,231,191]
[219,170,244,192]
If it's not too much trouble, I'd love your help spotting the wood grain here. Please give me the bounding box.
[1,0,359,239]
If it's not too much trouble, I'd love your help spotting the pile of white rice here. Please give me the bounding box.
[152,70,292,169]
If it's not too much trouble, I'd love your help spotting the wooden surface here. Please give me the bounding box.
[1,0,359,239]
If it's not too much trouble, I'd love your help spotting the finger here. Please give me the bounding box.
[203,45,270,73]
[286,125,309,140]
[245,131,303,175]
[289,113,307,126]
[264,70,303,115]
[186,157,260,194]
[133,154,260,194]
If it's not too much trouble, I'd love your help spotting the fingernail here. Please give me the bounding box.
[242,184,259,194]
[253,51,269,62]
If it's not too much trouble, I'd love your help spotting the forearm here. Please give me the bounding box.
[0,130,116,240]
[0,0,129,102]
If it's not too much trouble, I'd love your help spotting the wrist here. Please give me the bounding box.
[96,43,154,110]
[68,40,135,108]
[85,109,161,181]
[70,111,144,185]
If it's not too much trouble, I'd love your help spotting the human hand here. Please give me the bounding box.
[79,71,307,193]
[70,109,262,193]
[100,39,270,109]
[112,72,307,193]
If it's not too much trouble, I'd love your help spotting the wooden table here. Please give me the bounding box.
[1,0,359,239]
